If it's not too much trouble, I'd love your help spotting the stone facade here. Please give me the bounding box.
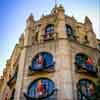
[0,5,100,100]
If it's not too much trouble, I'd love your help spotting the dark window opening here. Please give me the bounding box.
[65,24,76,39]
[85,35,88,40]
[7,67,18,88]
[75,53,97,76]
[77,79,96,100]
[84,35,89,44]
[44,24,56,40]
[45,24,54,35]
[10,88,15,100]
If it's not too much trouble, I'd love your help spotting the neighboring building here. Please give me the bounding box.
[0,5,100,100]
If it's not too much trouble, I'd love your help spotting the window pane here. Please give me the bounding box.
[45,25,54,35]
[66,25,74,36]
[28,78,55,99]
[77,79,95,100]
[31,52,55,71]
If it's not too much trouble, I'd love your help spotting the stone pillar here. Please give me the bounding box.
[14,48,27,100]
[55,40,73,100]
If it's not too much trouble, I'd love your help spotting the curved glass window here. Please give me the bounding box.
[30,52,55,71]
[75,53,97,73]
[75,53,88,66]
[65,25,75,38]
[25,78,56,99]
[77,79,95,100]
[44,24,56,40]
[45,24,54,35]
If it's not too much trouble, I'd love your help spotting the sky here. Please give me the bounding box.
[0,0,100,77]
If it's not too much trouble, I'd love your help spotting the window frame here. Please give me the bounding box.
[45,24,54,35]
[30,52,55,72]
[65,24,75,37]
[25,77,56,99]
[77,79,96,100]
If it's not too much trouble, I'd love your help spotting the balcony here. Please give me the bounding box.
[41,32,57,41]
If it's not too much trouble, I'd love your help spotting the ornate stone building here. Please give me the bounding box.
[0,5,100,100]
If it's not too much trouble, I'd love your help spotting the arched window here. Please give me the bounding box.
[65,24,75,39]
[44,24,55,40]
[77,79,96,100]
[75,53,97,75]
[75,53,88,66]
[29,52,55,72]
[66,24,74,36]
[45,24,54,35]
[24,78,57,99]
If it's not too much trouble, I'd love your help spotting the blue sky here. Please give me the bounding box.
[0,0,100,76]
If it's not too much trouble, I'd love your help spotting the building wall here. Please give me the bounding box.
[0,5,100,100]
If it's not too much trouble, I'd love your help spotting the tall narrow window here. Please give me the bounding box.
[44,24,54,40]
[66,24,75,39]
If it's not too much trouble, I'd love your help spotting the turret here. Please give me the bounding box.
[51,4,66,38]
[85,16,92,24]
[51,4,65,19]
[26,14,34,29]
[84,16,93,32]
[24,13,35,45]
[84,16,97,47]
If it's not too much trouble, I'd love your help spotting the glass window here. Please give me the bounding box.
[65,25,74,37]
[75,53,96,73]
[31,52,55,71]
[77,79,95,100]
[27,78,56,99]
[45,24,54,36]
[75,53,88,66]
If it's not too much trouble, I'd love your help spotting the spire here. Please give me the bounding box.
[84,16,93,32]
[27,13,34,22]
[54,0,58,7]
[51,4,64,15]
[84,16,92,24]
[26,13,34,29]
